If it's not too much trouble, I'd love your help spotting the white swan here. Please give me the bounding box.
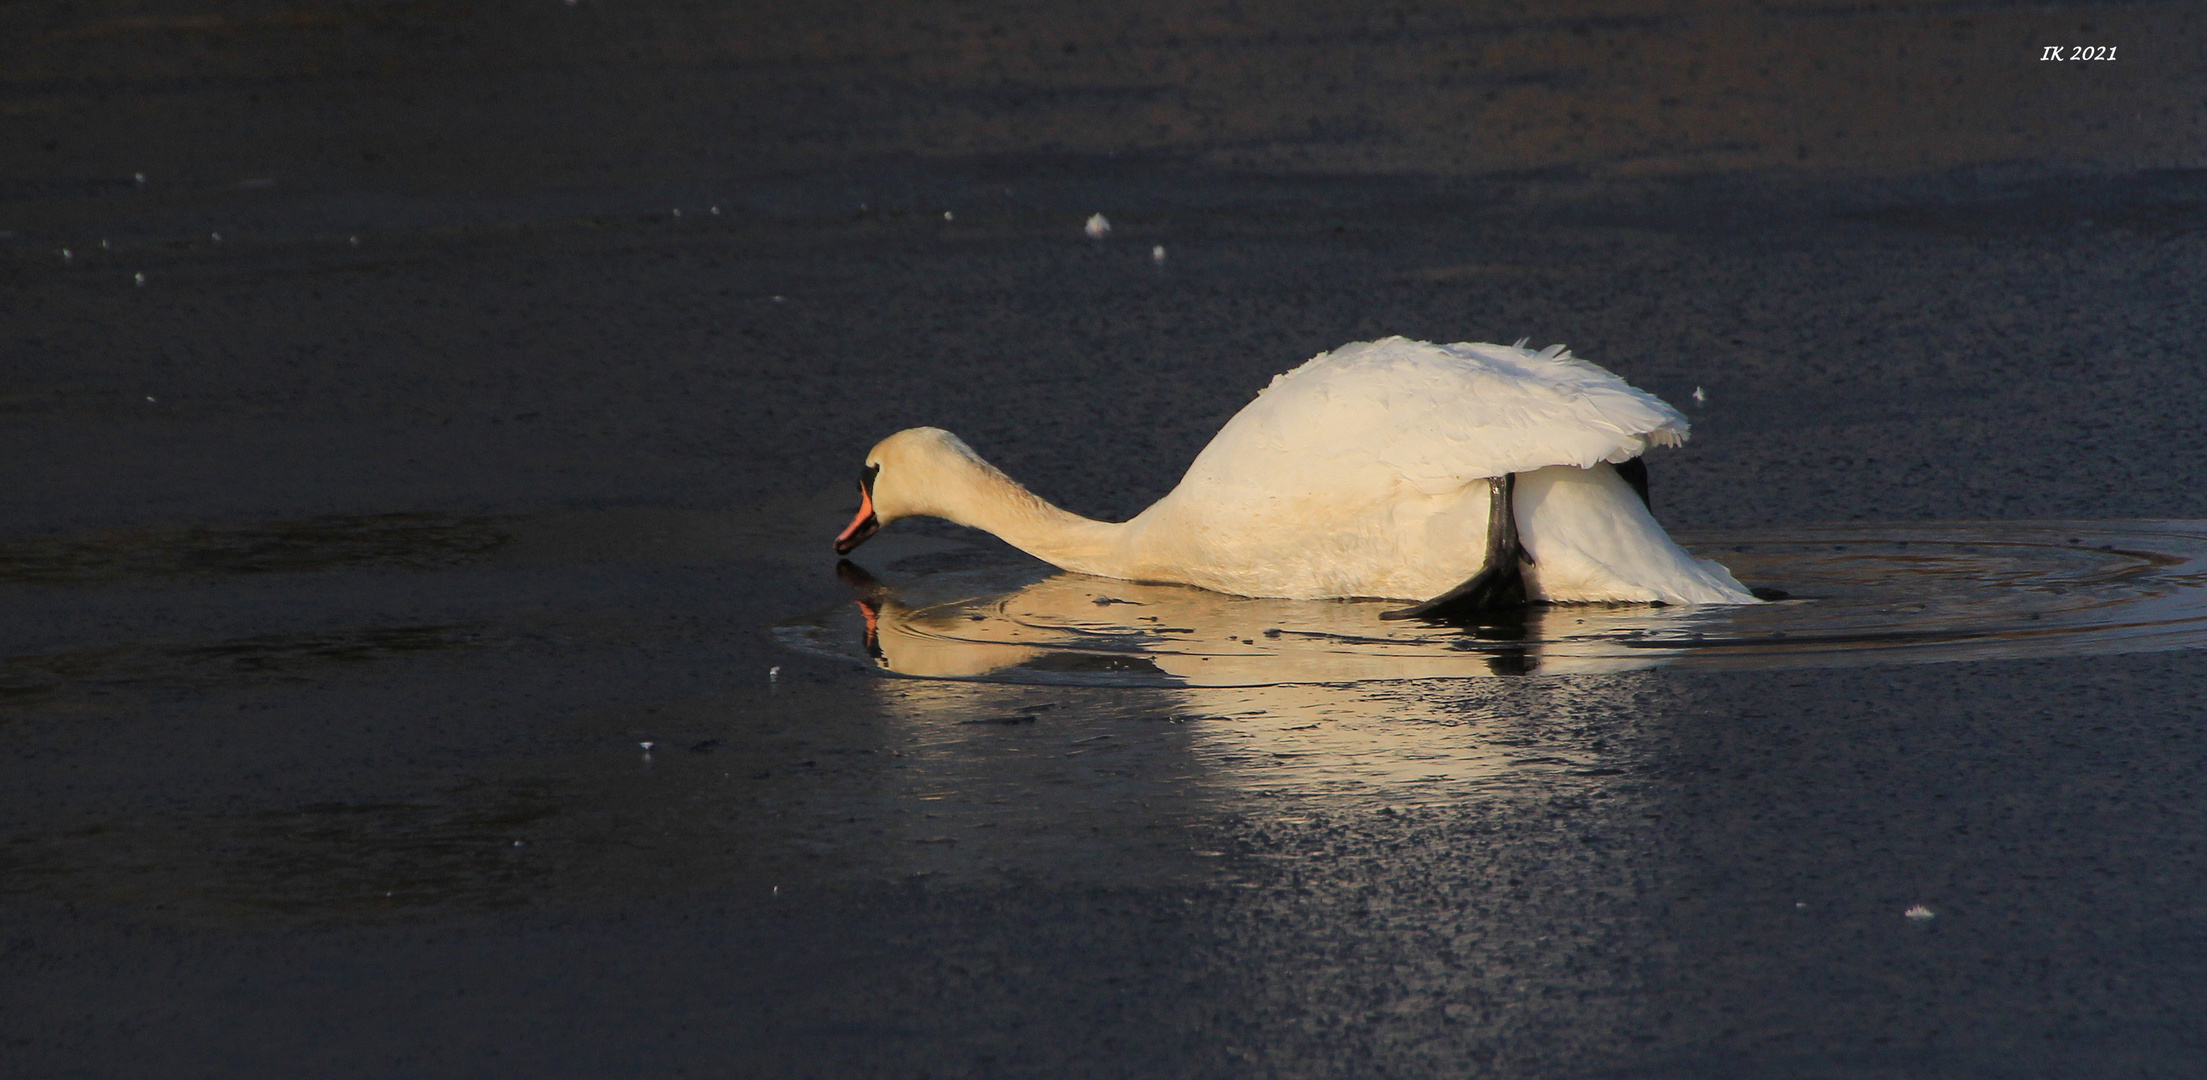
[833,337,1760,617]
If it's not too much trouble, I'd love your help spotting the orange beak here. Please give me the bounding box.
[834,482,880,555]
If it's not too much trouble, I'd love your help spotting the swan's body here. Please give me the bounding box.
[835,337,1759,609]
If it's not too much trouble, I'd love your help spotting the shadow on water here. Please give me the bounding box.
[782,520,2207,686]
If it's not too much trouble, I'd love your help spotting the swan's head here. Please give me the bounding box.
[833,427,990,555]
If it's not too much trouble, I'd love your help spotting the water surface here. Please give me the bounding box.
[783,520,2207,685]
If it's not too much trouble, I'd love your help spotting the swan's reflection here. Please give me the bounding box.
[830,559,1727,686]
[860,666,1663,822]
[820,560,1707,824]
[764,521,2207,890]
[779,522,2207,687]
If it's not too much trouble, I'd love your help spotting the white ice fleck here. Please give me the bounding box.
[133,272,145,286]
[1692,386,1707,404]
[1795,901,1806,909]
[211,232,222,242]
[1084,213,1110,239]
[771,295,784,303]
[943,210,954,221]
[769,665,781,680]
[1904,904,1934,920]
[101,238,110,250]
[1151,244,1166,264]
[639,740,656,751]
[134,172,146,184]
[710,205,720,215]
[146,396,155,402]
[350,236,360,246]
[61,248,71,262]
[672,208,682,218]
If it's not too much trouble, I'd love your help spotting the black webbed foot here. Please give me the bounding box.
[1379,561,1528,621]
[1380,473,1533,622]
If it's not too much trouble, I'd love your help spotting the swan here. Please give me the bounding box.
[832,337,1761,618]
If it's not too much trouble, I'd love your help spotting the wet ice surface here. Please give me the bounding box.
[786,520,2207,684]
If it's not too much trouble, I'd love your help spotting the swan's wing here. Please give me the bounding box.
[1179,337,1688,502]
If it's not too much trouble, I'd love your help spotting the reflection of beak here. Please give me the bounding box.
[835,560,887,660]
[833,486,880,555]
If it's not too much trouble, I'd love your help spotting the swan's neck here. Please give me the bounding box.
[930,459,1126,576]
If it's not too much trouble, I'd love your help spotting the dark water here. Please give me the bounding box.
[8,1,2207,1075]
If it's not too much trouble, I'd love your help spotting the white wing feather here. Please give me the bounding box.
[1177,337,1687,503]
